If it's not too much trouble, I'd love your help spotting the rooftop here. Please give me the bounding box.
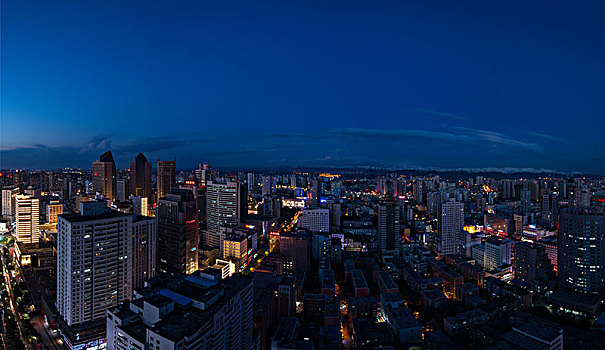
[59,210,130,223]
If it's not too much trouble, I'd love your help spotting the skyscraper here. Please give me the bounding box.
[558,207,605,295]
[130,152,152,198]
[46,200,63,225]
[514,242,553,289]
[57,200,132,326]
[157,188,199,274]
[92,150,117,201]
[195,163,212,186]
[132,215,157,288]
[157,158,176,200]
[438,200,464,256]
[520,188,531,215]
[15,195,39,244]
[377,197,401,254]
[1,186,19,223]
[205,181,247,237]
[262,175,276,196]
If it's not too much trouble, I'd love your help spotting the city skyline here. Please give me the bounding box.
[2,0,605,172]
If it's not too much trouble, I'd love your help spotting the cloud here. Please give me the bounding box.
[85,134,112,152]
[413,108,468,121]
[113,136,214,155]
[526,132,570,144]
[332,127,471,143]
[454,127,540,151]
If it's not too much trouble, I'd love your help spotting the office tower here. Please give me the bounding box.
[130,152,152,198]
[438,200,464,256]
[46,200,63,225]
[157,188,199,274]
[222,233,248,260]
[107,274,253,350]
[328,203,342,232]
[157,158,176,200]
[1,186,19,222]
[311,233,331,262]
[280,231,309,273]
[413,180,424,204]
[513,214,527,234]
[520,189,531,214]
[501,180,514,199]
[116,179,128,202]
[131,196,149,216]
[247,172,255,193]
[132,215,157,289]
[206,181,247,237]
[194,164,212,187]
[427,192,441,217]
[309,179,320,208]
[484,237,512,269]
[377,196,401,254]
[514,242,553,289]
[57,200,132,327]
[92,150,117,201]
[290,174,297,188]
[262,175,276,196]
[15,195,40,244]
[559,208,605,295]
[580,188,591,207]
[298,208,330,233]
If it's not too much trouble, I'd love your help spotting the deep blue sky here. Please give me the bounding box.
[2,0,605,172]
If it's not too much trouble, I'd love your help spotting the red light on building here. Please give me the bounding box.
[94,172,98,176]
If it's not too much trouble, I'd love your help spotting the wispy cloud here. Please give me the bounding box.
[413,108,468,121]
[454,127,540,151]
[526,132,570,144]
[332,127,471,143]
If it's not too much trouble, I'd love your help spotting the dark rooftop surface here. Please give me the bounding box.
[59,210,130,223]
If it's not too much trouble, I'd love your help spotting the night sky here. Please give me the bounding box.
[2,0,605,173]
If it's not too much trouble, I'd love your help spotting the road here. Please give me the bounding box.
[0,251,30,349]
[31,315,64,350]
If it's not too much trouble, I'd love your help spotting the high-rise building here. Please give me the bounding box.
[438,200,464,256]
[131,196,149,216]
[308,179,320,208]
[280,231,309,273]
[262,175,276,196]
[484,237,512,269]
[116,179,128,202]
[57,200,132,327]
[1,186,19,223]
[513,242,553,289]
[298,208,330,233]
[520,189,531,215]
[377,197,401,254]
[92,150,117,201]
[157,159,176,200]
[206,181,247,236]
[130,152,152,198]
[501,180,514,199]
[132,215,157,289]
[46,200,63,225]
[413,180,424,204]
[194,163,212,186]
[559,207,605,295]
[247,172,255,193]
[157,188,199,274]
[107,274,254,350]
[15,195,40,244]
